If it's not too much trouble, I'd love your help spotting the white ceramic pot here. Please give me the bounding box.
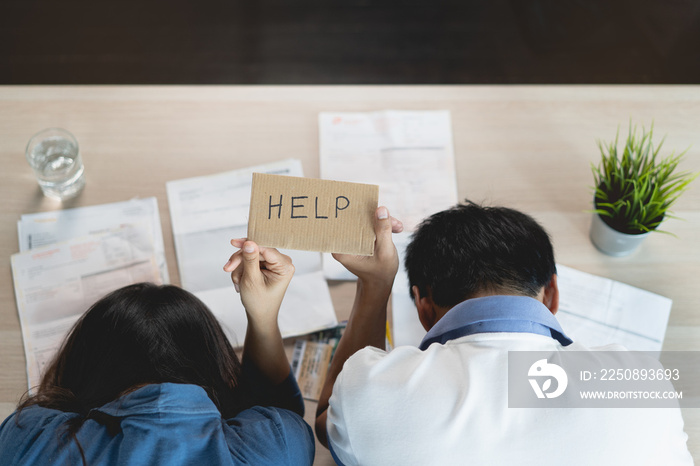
[589,213,651,256]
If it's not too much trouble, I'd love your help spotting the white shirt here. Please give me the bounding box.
[327,297,693,466]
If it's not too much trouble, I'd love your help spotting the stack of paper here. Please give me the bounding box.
[17,197,168,282]
[319,109,460,349]
[319,110,459,280]
[13,198,165,389]
[166,159,338,347]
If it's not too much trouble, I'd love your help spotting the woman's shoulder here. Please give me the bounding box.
[1,404,74,433]
[1,404,77,441]
[0,405,77,463]
[225,405,313,440]
[224,406,315,465]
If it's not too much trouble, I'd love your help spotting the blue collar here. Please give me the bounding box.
[418,295,573,350]
[93,383,219,418]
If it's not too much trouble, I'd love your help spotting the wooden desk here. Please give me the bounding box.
[1,86,698,464]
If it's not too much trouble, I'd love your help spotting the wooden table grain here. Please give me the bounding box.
[1,86,698,464]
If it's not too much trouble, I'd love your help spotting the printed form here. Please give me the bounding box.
[319,109,459,275]
[17,197,169,283]
[166,159,337,347]
[555,265,672,352]
[11,225,161,389]
[319,110,459,346]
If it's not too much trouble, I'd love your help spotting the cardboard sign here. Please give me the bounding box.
[248,173,378,255]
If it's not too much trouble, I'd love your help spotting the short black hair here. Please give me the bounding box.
[404,201,556,308]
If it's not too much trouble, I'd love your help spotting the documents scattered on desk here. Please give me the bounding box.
[13,198,167,389]
[248,173,378,255]
[17,197,169,283]
[391,263,672,352]
[391,232,422,347]
[555,265,672,352]
[11,225,161,389]
[166,159,338,347]
[319,110,459,279]
[318,110,460,341]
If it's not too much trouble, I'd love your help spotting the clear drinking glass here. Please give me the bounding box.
[25,128,86,200]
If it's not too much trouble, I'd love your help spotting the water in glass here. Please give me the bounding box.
[28,132,85,200]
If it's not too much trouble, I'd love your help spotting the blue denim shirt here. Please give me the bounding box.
[0,379,314,465]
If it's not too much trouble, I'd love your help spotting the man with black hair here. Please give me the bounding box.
[315,202,692,466]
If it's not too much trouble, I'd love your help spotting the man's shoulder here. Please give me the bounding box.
[346,344,421,365]
[342,344,438,379]
[343,333,577,376]
[568,341,628,351]
[338,339,499,393]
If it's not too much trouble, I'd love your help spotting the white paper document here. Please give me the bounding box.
[555,265,672,352]
[166,159,338,347]
[319,110,459,280]
[17,197,169,284]
[389,232,421,347]
[391,264,672,352]
[11,225,162,389]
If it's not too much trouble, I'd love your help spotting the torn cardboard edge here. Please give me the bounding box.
[247,173,378,255]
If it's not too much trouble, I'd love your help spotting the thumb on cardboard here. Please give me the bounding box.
[374,206,394,253]
[241,241,262,281]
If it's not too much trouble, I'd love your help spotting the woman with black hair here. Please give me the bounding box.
[0,239,315,465]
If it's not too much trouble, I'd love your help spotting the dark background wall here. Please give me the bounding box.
[2,0,699,84]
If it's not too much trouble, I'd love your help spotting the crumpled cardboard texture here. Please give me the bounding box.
[248,173,378,255]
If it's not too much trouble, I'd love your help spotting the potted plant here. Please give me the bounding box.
[589,122,698,256]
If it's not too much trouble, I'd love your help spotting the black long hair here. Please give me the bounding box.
[18,283,249,426]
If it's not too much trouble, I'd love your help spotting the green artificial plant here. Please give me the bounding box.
[591,122,698,235]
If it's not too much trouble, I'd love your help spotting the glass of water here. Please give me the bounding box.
[25,128,86,200]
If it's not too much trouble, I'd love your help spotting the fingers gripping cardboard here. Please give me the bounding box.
[247,173,379,255]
